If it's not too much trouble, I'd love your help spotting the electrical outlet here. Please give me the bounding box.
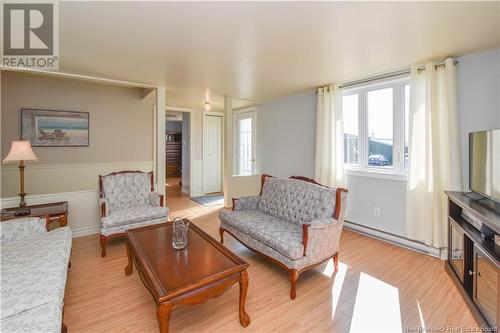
[374,207,381,218]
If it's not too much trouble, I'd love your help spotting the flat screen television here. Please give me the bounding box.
[469,128,500,203]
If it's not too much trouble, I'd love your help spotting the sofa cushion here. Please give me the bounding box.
[220,210,304,260]
[101,205,169,229]
[0,217,46,241]
[102,172,151,212]
[258,177,336,225]
[1,227,71,321]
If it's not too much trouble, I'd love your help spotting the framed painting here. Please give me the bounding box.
[21,108,89,147]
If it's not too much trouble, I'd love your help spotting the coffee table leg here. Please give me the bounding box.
[157,302,173,333]
[125,242,133,275]
[238,270,251,327]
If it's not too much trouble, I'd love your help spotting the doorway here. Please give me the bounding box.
[166,111,191,198]
[203,114,223,194]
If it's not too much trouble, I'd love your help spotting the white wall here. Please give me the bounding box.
[457,49,500,189]
[181,112,191,194]
[188,109,204,197]
[344,174,406,236]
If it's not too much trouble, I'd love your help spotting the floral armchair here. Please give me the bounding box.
[98,170,169,257]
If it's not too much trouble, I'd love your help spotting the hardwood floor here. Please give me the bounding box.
[64,194,479,332]
[166,177,184,199]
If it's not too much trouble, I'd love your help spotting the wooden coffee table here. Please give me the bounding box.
[124,220,250,333]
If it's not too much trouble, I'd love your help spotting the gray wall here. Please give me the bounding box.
[256,48,500,238]
[457,49,500,190]
[258,90,317,177]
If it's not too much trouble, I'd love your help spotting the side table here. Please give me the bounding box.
[1,201,68,230]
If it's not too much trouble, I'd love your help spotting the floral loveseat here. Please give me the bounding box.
[1,216,72,333]
[219,175,348,299]
[98,171,169,256]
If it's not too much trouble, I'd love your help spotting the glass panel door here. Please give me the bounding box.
[449,219,464,282]
[474,245,498,329]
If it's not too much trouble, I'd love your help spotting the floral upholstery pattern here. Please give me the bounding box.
[258,178,336,225]
[102,172,152,213]
[101,217,167,236]
[0,217,46,241]
[149,192,163,207]
[220,177,347,271]
[100,171,169,237]
[220,210,303,259]
[101,205,169,229]
[1,226,72,333]
[234,196,260,211]
[1,302,62,333]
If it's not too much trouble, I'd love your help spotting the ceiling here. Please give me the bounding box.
[57,1,500,109]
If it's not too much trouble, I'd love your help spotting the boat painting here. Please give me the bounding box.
[22,109,89,147]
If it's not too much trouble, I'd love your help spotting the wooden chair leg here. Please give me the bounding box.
[100,235,107,257]
[219,227,224,244]
[61,322,67,333]
[290,269,299,300]
[333,252,339,271]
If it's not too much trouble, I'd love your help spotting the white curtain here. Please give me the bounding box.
[406,58,462,248]
[314,84,345,188]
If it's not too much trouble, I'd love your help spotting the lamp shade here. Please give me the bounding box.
[2,141,38,163]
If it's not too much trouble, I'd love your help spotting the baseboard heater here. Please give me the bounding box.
[344,220,444,259]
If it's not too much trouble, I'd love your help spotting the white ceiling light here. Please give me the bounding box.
[203,101,212,111]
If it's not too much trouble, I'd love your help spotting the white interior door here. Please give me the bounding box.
[203,115,222,193]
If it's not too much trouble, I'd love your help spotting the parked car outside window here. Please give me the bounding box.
[368,154,389,166]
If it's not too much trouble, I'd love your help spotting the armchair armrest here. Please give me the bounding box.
[302,218,342,258]
[232,196,260,211]
[149,192,164,207]
[99,198,109,218]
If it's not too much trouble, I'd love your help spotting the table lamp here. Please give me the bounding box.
[2,141,38,215]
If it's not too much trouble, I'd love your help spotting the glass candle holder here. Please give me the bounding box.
[172,217,189,249]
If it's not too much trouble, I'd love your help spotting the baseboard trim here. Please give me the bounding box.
[72,225,100,238]
[344,220,445,259]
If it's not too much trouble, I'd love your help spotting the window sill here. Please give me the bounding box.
[345,168,407,182]
[232,174,260,178]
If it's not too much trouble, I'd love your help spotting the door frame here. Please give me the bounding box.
[165,106,194,196]
[203,111,224,194]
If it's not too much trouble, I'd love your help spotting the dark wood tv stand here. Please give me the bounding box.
[445,191,499,331]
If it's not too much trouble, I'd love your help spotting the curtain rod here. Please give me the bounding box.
[339,69,410,89]
[318,60,459,92]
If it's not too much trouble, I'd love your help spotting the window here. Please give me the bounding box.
[367,88,393,168]
[234,108,257,176]
[342,77,410,176]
